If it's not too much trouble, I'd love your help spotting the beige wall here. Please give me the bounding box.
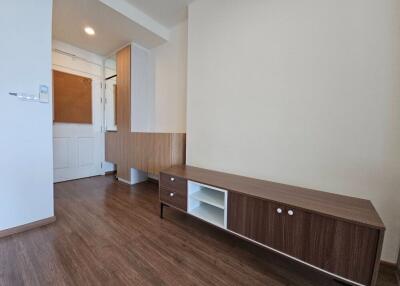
[131,22,187,133]
[152,21,187,133]
[187,0,400,263]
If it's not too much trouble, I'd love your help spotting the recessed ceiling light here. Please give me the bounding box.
[84,26,95,36]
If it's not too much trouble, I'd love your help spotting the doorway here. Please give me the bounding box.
[52,43,104,182]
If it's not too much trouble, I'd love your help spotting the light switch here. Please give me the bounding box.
[39,85,49,103]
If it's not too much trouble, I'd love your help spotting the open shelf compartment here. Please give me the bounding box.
[187,181,228,229]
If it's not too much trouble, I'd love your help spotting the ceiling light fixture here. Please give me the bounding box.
[84,26,95,36]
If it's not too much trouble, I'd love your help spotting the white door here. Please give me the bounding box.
[53,120,103,182]
[52,63,104,183]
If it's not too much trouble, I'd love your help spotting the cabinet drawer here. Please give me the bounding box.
[160,173,187,193]
[160,187,187,211]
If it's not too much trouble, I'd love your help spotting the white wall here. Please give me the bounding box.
[131,22,188,133]
[132,44,155,132]
[0,0,54,230]
[187,0,400,263]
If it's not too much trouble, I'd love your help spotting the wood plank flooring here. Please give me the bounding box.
[0,176,396,286]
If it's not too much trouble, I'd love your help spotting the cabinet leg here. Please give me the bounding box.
[160,202,169,219]
[160,202,164,219]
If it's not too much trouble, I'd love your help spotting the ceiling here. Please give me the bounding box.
[52,0,193,56]
[124,0,194,28]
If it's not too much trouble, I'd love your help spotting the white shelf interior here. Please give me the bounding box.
[187,181,228,229]
[191,188,225,209]
[190,203,225,228]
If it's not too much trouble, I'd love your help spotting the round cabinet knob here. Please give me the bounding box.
[169,192,175,197]
[276,208,283,214]
[288,210,294,216]
[170,177,175,182]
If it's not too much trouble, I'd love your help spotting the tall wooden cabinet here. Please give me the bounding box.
[159,165,385,286]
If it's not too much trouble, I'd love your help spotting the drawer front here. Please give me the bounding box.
[160,187,187,211]
[160,173,187,194]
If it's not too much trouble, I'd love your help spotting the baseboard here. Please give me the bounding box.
[380,260,397,271]
[105,170,116,176]
[117,177,132,185]
[380,260,400,285]
[0,216,56,239]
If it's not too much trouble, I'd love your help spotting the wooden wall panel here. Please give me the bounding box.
[53,70,92,124]
[171,134,186,166]
[130,133,150,172]
[148,134,172,175]
[129,133,186,176]
[104,45,186,181]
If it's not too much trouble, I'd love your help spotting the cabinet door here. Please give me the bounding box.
[228,192,285,252]
[283,207,307,260]
[303,213,380,285]
[228,192,380,286]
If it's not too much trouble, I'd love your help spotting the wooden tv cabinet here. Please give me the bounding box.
[159,165,385,286]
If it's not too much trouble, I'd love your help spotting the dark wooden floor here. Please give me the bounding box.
[0,176,397,286]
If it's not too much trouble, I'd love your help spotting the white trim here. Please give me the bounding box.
[53,49,103,68]
[52,64,103,79]
[117,177,132,185]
